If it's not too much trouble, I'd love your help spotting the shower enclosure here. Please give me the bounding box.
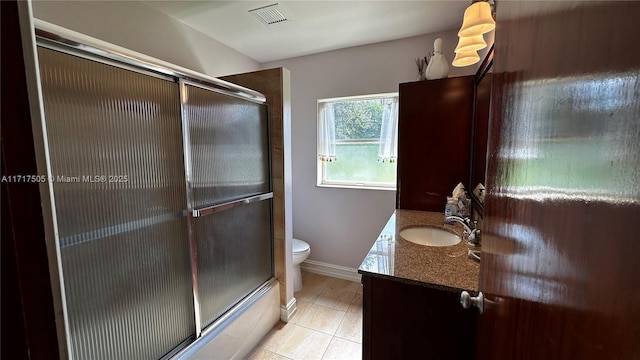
[34,27,275,360]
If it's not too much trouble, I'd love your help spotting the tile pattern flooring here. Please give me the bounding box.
[246,272,363,360]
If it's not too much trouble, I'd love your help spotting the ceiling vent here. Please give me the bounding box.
[249,3,290,26]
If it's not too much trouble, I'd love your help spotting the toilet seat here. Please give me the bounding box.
[293,238,310,253]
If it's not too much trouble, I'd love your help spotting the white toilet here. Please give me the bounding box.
[292,238,311,292]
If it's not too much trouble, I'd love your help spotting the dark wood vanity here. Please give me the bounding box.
[362,276,477,359]
[361,51,493,359]
[358,210,479,360]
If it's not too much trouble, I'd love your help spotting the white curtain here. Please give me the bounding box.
[377,97,399,163]
[317,102,338,162]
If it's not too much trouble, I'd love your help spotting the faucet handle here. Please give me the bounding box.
[462,217,474,228]
[467,229,481,246]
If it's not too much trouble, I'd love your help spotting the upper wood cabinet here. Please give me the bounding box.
[396,76,475,211]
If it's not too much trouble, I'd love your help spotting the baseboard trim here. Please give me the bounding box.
[280,297,297,323]
[300,260,362,283]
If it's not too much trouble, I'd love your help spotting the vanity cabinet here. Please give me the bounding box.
[397,76,475,212]
[362,274,477,360]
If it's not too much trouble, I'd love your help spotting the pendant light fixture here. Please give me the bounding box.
[458,1,495,37]
[452,51,481,67]
[452,0,495,67]
[454,34,487,53]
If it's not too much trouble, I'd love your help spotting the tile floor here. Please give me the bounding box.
[246,272,363,360]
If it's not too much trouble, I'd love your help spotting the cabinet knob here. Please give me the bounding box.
[460,291,484,314]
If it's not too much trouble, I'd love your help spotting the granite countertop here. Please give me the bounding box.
[358,209,480,292]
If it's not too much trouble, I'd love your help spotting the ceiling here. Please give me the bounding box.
[142,1,471,63]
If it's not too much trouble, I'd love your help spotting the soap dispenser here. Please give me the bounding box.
[425,38,450,80]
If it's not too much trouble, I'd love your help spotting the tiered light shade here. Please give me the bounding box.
[454,35,487,53]
[452,51,481,67]
[458,1,496,37]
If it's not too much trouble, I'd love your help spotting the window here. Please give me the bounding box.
[317,93,399,190]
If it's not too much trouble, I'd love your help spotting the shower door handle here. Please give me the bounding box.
[192,192,273,218]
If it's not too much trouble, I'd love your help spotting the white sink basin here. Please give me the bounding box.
[399,226,461,247]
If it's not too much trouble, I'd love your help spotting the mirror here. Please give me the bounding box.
[469,45,494,213]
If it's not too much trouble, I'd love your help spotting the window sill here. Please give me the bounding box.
[316,183,396,191]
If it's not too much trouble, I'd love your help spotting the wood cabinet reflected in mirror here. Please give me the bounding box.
[469,45,494,214]
[397,76,474,212]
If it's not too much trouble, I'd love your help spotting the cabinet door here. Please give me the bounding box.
[397,77,474,211]
[362,276,477,360]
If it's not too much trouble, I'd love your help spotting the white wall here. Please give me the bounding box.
[31,1,260,77]
[263,30,480,269]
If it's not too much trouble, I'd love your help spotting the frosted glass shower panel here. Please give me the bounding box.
[195,199,274,327]
[60,221,193,360]
[183,84,270,207]
[38,47,194,359]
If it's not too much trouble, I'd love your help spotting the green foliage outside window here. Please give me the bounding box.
[333,100,384,140]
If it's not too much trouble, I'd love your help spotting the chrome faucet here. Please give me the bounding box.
[445,215,481,246]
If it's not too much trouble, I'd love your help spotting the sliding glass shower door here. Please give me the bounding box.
[37,37,275,359]
[181,82,274,329]
[38,47,195,359]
